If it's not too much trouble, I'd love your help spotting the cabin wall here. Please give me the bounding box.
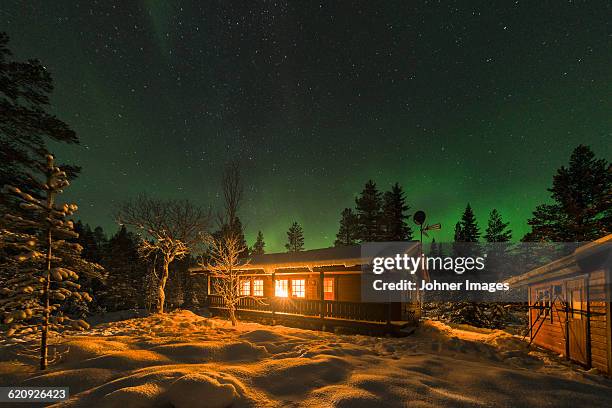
[588,268,610,373]
[529,269,611,374]
[223,273,361,301]
[530,283,566,356]
[337,275,361,302]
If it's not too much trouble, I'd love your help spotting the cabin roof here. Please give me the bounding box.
[505,234,612,287]
[190,242,420,273]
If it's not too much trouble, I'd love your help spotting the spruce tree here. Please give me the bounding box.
[452,205,480,258]
[355,180,383,242]
[381,183,412,241]
[285,222,305,252]
[334,208,359,246]
[484,209,512,242]
[524,145,611,242]
[458,204,480,242]
[0,155,103,369]
[0,33,79,211]
[251,231,266,256]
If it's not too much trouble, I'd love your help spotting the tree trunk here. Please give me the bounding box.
[40,228,51,370]
[156,258,171,313]
[228,304,237,326]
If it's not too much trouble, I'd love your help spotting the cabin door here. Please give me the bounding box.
[566,278,588,365]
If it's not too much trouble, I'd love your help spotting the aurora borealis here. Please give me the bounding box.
[2,1,610,251]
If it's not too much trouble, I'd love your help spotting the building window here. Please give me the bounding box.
[275,279,288,298]
[292,279,305,298]
[324,278,334,300]
[535,288,550,317]
[253,279,264,297]
[240,280,251,296]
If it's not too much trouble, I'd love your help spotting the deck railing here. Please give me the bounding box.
[206,294,390,323]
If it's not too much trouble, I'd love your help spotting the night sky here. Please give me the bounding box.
[2,1,610,251]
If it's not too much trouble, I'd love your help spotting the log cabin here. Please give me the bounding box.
[190,244,423,334]
[506,235,612,374]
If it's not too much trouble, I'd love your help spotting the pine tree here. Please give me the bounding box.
[452,205,480,258]
[0,33,79,212]
[484,209,512,242]
[285,222,305,252]
[355,180,383,242]
[0,155,103,370]
[251,231,265,256]
[458,204,480,242]
[381,183,413,241]
[524,145,611,242]
[334,208,359,246]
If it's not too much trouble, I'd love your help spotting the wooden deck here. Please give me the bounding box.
[205,295,417,336]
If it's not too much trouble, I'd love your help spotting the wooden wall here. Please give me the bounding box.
[336,275,361,302]
[530,283,567,356]
[588,268,610,373]
[529,269,611,374]
[227,273,363,301]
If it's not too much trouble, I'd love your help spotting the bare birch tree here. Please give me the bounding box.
[203,161,250,325]
[204,234,247,326]
[116,195,210,313]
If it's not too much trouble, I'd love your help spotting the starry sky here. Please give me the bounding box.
[2,1,610,252]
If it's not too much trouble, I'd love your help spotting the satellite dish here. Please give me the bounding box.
[413,210,426,225]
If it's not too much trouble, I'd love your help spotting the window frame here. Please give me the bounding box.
[252,279,264,297]
[275,279,289,298]
[240,279,251,296]
[291,279,306,298]
[323,277,334,300]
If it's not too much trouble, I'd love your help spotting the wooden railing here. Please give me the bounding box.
[324,300,388,322]
[206,295,390,323]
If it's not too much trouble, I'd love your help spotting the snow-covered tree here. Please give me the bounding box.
[116,194,210,314]
[0,155,103,369]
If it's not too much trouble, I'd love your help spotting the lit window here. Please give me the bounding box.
[275,279,288,298]
[240,280,251,296]
[292,279,305,298]
[253,279,264,297]
[324,278,334,300]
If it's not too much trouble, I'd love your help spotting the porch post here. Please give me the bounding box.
[206,274,211,306]
[386,302,392,331]
[271,269,276,325]
[319,270,325,330]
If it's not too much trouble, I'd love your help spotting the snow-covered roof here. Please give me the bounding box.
[505,234,612,287]
[190,242,421,273]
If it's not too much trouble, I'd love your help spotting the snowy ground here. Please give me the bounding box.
[1,310,611,408]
